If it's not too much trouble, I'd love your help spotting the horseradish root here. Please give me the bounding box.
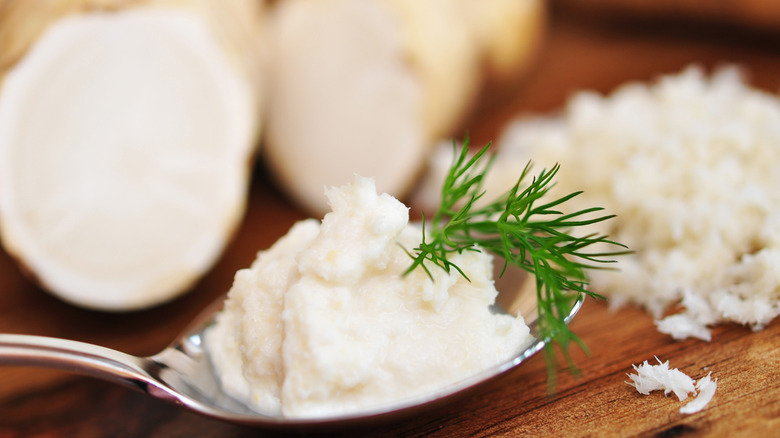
[0,0,265,310]
[262,0,545,215]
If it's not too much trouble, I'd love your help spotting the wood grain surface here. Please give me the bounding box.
[1,4,780,437]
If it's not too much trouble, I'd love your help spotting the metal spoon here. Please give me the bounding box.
[0,271,583,430]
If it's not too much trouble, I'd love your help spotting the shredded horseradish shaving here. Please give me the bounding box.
[627,357,717,414]
[420,65,780,340]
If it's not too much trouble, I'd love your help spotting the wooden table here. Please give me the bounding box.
[1,6,779,437]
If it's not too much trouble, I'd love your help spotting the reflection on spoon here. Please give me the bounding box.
[0,273,582,430]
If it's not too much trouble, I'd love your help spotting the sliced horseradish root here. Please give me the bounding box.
[262,0,545,215]
[0,2,265,310]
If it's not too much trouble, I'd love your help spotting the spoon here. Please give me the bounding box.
[0,271,583,430]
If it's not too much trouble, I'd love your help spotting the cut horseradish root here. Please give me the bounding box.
[262,0,544,215]
[0,1,265,310]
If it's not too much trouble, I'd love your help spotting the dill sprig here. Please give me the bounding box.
[404,139,628,389]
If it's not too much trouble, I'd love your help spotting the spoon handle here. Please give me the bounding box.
[0,334,160,394]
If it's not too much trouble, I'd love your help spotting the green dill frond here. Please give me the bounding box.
[404,139,629,390]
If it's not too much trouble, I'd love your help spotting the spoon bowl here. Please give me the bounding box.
[0,269,583,430]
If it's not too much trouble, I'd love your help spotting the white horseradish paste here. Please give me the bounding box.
[205,176,532,418]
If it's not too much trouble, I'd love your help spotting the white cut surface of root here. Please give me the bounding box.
[263,0,544,215]
[263,0,429,215]
[627,358,717,414]
[0,7,259,310]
